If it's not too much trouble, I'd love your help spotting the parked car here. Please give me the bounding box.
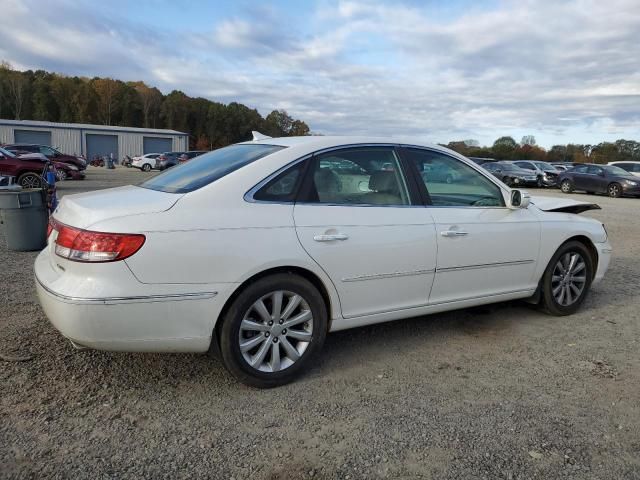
[156,151,186,170]
[131,153,161,172]
[608,161,640,177]
[559,163,640,198]
[482,161,538,187]
[4,144,87,171]
[511,160,560,187]
[0,146,84,187]
[178,151,208,164]
[36,136,611,388]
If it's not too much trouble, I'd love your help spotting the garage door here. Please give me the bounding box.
[143,137,172,154]
[86,134,119,160]
[14,129,52,145]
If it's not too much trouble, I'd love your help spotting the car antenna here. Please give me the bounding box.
[251,131,272,141]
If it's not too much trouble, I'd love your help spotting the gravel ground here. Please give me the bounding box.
[1,166,639,479]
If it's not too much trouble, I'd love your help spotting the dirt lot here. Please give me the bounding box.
[1,166,639,479]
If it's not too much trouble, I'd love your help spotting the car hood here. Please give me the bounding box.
[530,195,601,214]
[17,152,48,161]
[53,185,183,229]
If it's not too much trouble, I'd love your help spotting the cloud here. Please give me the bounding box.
[0,0,638,147]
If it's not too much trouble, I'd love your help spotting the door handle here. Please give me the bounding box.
[440,230,468,237]
[313,233,349,242]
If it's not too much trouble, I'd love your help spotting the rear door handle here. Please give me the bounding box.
[440,230,468,237]
[313,233,349,242]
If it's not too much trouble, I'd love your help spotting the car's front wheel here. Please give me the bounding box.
[142,163,152,172]
[560,179,573,193]
[218,273,328,388]
[608,182,622,198]
[55,169,68,181]
[540,241,593,316]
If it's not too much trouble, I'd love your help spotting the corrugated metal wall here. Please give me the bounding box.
[0,124,188,158]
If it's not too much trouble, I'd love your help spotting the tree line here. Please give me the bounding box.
[445,136,640,164]
[0,62,310,150]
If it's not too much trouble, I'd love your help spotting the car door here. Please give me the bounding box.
[0,149,20,177]
[400,147,541,304]
[586,165,606,192]
[293,146,438,319]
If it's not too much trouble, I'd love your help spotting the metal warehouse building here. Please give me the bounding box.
[0,119,188,160]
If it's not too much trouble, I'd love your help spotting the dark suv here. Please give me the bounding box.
[4,144,87,171]
[0,147,84,187]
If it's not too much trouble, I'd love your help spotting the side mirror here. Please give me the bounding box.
[509,189,530,209]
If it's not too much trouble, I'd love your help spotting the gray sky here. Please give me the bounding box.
[1,0,639,148]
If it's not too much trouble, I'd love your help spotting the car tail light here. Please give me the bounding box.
[49,218,145,262]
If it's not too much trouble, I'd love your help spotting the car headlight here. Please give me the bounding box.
[624,180,637,186]
[68,164,79,171]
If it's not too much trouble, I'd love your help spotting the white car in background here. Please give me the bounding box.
[608,161,640,177]
[35,134,611,387]
[131,153,161,172]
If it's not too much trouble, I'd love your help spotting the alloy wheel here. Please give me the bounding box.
[551,252,587,306]
[608,183,621,198]
[56,170,67,181]
[561,180,572,193]
[20,174,41,189]
[239,290,313,373]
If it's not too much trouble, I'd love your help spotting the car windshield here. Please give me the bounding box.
[0,147,17,158]
[604,165,632,176]
[139,144,286,193]
[534,161,557,171]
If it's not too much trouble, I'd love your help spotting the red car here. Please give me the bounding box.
[0,147,84,188]
[4,143,87,171]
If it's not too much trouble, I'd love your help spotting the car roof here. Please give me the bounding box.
[240,135,446,151]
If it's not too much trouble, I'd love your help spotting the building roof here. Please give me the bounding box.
[0,119,188,136]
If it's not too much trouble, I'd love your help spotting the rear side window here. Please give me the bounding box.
[140,144,285,193]
[253,161,306,202]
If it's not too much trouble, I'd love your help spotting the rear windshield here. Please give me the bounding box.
[139,144,285,193]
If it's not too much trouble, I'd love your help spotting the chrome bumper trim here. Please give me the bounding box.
[35,275,217,305]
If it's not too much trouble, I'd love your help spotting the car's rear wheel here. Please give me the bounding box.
[18,172,42,189]
[540,241,593,316]
[142,163,151,172]
[560,179,573,193]
[607,182,622,198]
[218,273,327,388]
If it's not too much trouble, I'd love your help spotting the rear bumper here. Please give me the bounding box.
[34,248,231,352]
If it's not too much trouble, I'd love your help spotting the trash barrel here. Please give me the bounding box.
[0,189,48,251]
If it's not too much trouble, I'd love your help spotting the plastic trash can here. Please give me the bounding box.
[0,189,48,251]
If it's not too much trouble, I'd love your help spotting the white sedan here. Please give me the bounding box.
[35,135,611,387]
[131,153,160,171]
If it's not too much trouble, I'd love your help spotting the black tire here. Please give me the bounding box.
[607,182,622,198]
[502,176,513,187]
[218,273,328,388]
[17,172,42,189]
[142,163,152,172]
[540,240,594,316]
[560,179,574,193]
[536,176,543,188]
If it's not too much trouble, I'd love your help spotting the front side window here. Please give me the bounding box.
[300,147,410,206]
[39,146,55,156]
[140,144,285,193]
[405,148,504,207]
[515,162,534,170]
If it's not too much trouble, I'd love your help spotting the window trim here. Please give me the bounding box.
[245,143,510,208]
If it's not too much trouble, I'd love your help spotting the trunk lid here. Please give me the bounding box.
[53,185,182,229]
